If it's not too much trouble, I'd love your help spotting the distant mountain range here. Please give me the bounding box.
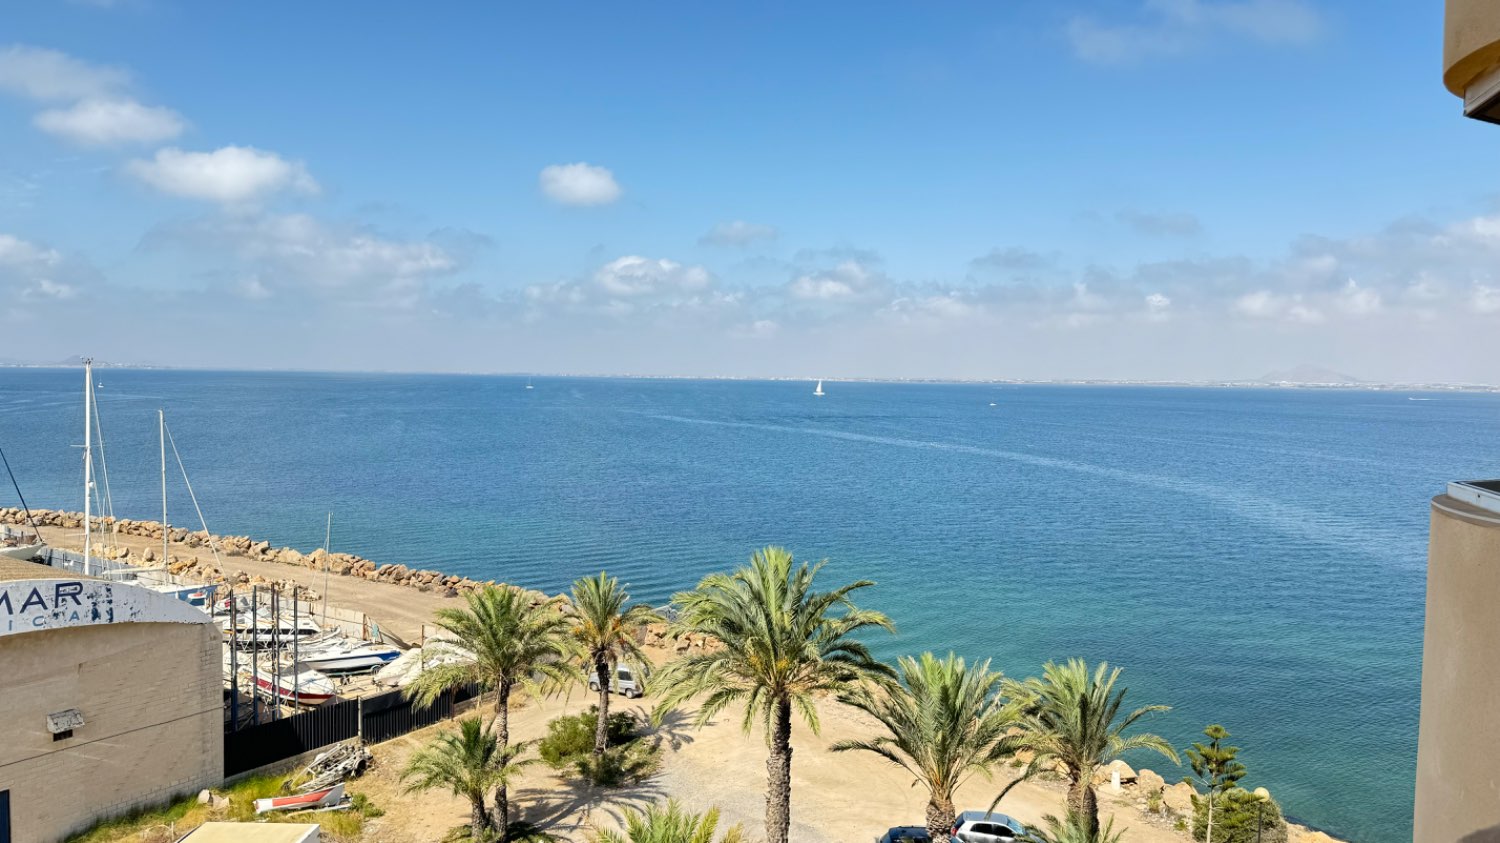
[1259,364,1361,384]
[0,356,151,369]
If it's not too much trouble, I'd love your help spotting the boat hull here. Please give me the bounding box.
[0,543,45,561]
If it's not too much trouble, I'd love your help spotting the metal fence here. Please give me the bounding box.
[223,683,482,776]
[224,698,360,776]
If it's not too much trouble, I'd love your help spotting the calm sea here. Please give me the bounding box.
[1,369,1470,841]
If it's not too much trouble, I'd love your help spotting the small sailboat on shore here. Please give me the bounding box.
[814,379,825,397]
[0,446,46,561]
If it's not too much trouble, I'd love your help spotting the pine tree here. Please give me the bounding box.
[1184,724,1247,843]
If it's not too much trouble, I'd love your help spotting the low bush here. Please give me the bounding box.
[538,706,658,787]
[538,706,639,768]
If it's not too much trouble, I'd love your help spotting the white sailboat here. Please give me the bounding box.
[814,379,825,396]
[0,448,45,560]
[0,526,44,561]
[525,377,534,390]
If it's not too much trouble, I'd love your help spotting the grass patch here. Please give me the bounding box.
[67,773,381,843]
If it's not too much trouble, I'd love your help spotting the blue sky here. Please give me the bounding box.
[2,1,1495,380]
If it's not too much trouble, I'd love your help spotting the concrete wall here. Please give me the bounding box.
[0,620,223,843]
[1415,496,1500,842]
[1445,0,1500,95]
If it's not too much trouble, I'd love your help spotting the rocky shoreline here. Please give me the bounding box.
[0,507,543,603]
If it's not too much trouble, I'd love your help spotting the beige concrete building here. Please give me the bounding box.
[1445,0,1500,122]
[1417,484,1500,842]
[0,558,222,843]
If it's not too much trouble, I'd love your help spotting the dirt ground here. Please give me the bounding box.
[350,690,1190,843]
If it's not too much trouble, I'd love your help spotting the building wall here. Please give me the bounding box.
[0,620,222,843]
[1445,0,1500,95]
[1415,496,1500,842]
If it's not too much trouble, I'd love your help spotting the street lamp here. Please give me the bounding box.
[1253,787,1271,843]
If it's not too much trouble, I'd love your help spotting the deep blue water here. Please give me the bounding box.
[0,369,1471,842]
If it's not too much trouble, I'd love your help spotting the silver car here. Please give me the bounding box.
[951,811,1026,843]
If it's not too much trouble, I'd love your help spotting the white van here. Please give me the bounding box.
[589,665,643,699]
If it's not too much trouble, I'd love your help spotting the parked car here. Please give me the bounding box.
[588,665,643,698]
[877,827,933,843]
[952,811,1026,843]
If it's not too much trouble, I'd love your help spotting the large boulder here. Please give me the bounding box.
[1136,768,1166,795]
[1163,781,1197,814]
[1093,759,1137,788]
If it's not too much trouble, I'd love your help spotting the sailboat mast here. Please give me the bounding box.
[82,358,93,576]
[160,410,168,569]
[322,512,332,627]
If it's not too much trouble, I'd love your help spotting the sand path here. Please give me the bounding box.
[353,691,1187,843]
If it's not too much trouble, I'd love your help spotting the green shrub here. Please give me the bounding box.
[571,740,661,787]
[538,706,640,769]
[1191,788,1287,843]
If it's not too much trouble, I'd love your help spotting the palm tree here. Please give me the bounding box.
[993,659,1177,837]
[590,800,746,843]
[570,571,661,756]
[407,585,572,839]
[651,546,894,843]
[833,652,1017,842]
[1021,812,1127,843]
[401,717,528,843]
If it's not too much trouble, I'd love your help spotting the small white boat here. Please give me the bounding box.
[526,378,534,390]
[814,379,825,397]
[255,783,345,815]
[222,614,323,647]
[0,527,44,561]
[297,637,402,674]
[243,661,337,706]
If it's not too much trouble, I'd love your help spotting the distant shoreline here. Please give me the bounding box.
[2,363,1496,392]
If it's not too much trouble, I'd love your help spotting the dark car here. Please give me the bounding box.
[878,827,933,843]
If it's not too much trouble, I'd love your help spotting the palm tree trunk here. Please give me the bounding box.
[470,797,490,843]
[926,795,956,842]
[1067,778,1099,837]
[1206,793,1215,843]
[594,656,612,756]
[765,695,794,843]
[493,679,512,842]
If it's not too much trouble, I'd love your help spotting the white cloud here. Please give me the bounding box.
[1068,0,1322,64]
[27,279,77,300]
[34,98,185,146]
[1471,285,1500,315]
[0,233,61,267]
[788,261,888,302]
[0,44,128,101]
[127,146,318,204]
[700,220,778,247]
[538,162,622,206]
[1336,279,1381,316]
[1145,292,1172,320]
[593,256,712,297]
[144,213,456,306]
[0,232,95,304]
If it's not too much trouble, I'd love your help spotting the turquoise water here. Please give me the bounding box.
[0,370,1474,841]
